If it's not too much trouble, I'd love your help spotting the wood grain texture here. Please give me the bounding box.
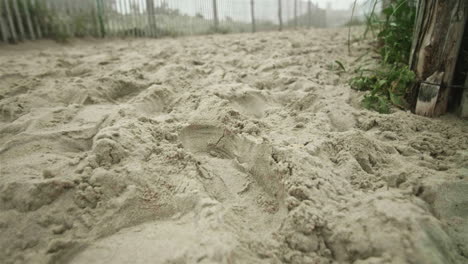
[410,0,468,116]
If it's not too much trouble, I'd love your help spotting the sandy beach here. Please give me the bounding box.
[0,28,467,264]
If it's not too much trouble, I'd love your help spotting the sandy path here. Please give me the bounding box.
[0,29,467,264]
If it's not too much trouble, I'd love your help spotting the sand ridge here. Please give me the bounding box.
[0,29,467,264]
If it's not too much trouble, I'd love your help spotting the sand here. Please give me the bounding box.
[0,28,467,264]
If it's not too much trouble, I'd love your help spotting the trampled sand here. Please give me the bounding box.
[0,28,467,264]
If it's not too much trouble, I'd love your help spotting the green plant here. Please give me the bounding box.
[379,0,416,64]
[362,93,391,114]
[347,0,417,113]
[363,0,380,38]
[350,65,416,113]
[350,74,378,91]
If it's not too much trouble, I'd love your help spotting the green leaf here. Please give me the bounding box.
[389,93,408,109]
[335,60,347,72]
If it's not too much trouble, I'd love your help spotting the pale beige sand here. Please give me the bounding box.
[0,28,467,264]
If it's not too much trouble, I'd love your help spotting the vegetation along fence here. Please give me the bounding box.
[0,0,327,43]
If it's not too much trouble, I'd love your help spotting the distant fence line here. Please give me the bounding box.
[0,0,326,43]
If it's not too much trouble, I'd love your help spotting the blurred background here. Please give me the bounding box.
[0,0,379,43]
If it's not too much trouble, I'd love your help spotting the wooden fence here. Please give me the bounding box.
[0,0,326,43]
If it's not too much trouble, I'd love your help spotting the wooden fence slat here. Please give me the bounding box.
[52,0,60,37]
[88,0,96,37]
[0,0,328,43]
[12,0,26,40]
[127,0,132,37]
[101,0,110,36]
[278,0,282,31]
[111,0,117,37]
[118,0,126,37]
[146,0,155,37]
[60,0,71,38]
[131,0,137,37]
[103,0,110,36]
[0,1,10,43]
[47,0,57,38]
[127,0,132,36]
[166,0,172,35]
[250,0,255,33]
[22,0,36,39]
[133,0,140,37]
[122,0,128,37]
[57,0,66,37]
[64,0,71,37]
[69,0,76,36]
[3,0,17,42]
[124,0,131,37]
[29,0,41,38]
[43,0,49,37]
[145,0,150,36]
[96,0,105,37]
[207,0,211,30]
[293,0,297,28]
[212,0,218,30]
[65,0,73,37]
[116,0,124,37]
[87,0,92,37]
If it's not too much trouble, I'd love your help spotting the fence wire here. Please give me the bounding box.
[0,0,327,43]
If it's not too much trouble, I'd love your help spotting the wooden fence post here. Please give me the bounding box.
[410,0,468,116]
[250,0,255,33]
[212,0,218,30]
[278,0,282,31]
[307,0,311,28]
[30,0,42,39]
[0,1,10,42]
[0,17,7,42]
[12,0,26,40]
[3,0,18,42]
[146,0,156,37]
[22,0,36,40]
[0,15,9,43]
[96,0,105,37]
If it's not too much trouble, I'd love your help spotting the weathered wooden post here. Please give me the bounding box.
[278,0,282,31]
[146,0,156,37]
[307,0,312,28]
[410,0,468,116]
[250,0,255,33]
[212,0,218,31]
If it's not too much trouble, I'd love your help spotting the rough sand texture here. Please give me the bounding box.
[0,29,467,264]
